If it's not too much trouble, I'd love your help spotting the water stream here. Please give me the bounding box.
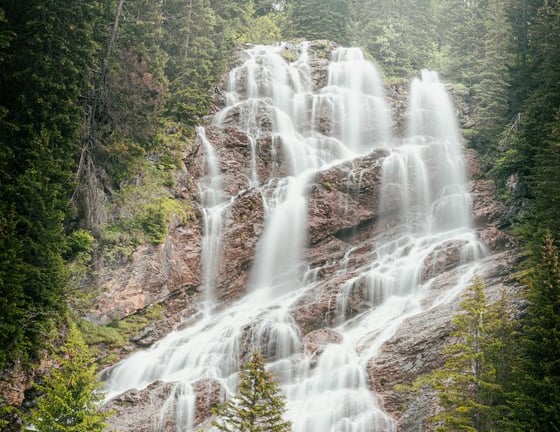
[104,44,485,431]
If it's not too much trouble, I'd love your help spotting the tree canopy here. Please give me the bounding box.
[212,352,291,432]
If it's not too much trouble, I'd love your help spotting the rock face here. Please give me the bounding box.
[89,222,202,324]
[0,42,518,432]
[105,379,225,432]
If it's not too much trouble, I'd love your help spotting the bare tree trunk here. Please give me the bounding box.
[74,0,125,233]
[104,0,125,80]
[184,0,194,61]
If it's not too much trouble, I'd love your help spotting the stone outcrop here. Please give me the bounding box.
[89,221,202,324]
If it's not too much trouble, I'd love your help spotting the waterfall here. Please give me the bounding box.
[104,44,485,432]
[197,127,228,304]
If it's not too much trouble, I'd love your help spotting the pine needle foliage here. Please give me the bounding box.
[25,324,109,432]
[212,352,291,432]
[409,276,507,432]
[509,233,560,431]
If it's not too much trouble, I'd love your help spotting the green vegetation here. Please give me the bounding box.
[0,0,104,373]
[212,351,291,432]
[507,234,560,431]
[25,323,110,432]
[402,277,514,431]
[289,0,350,44]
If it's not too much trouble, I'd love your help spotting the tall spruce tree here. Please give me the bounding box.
[413,277,502,431]
[474,0,513,144]
[509,234,560,431]
[212,352,291,432]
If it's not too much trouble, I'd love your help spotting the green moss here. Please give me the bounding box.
[461,128,478,138]
[78,304,164,351]
[451,82,469,97]
[385,75,408,87]
[101,153,195,261]
[78,320,127,347]
[134,197,193,244]
[66,230,95,258]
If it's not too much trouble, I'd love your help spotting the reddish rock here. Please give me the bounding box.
[465,149,484,180]
[367,303,455,430]
[479,225,518,252]
[105,379,225,432]
[215,189,264,302]
[192,378,226,424]
[421,240,469,282]
[89,222,202,324]
[471,179,505,227]
[303,328,343,357]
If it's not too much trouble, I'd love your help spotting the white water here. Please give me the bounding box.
[197,126,228,303]
[104,45,484,432]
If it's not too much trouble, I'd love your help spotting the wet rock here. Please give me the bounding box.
[215,189,264,302]
[471,179,505,227]
[465,149,484,180]
[105,381,177,432]
[291,273,353,333]
[421,240,469,282]
[192,378,226,424]
[479,225,518,252]
[307,149,390,245]
[387,83,408,136]
[303,328,343,356]
[367,303,454,429]
[105,379,225,431]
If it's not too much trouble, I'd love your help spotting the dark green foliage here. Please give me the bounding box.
[349,0,436,77]
[474,0,513,142]
[409,277,513,431]
[212,352,291,432]
[25,324,110,432]
[508,235,560,431]
[289,0,350,44]
[0,0,105,371]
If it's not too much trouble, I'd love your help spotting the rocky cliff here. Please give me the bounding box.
[0,42,521,431]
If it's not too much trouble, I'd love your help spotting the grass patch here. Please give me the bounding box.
[78,304,165,350]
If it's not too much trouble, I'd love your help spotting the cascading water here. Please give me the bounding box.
[197,126,228,303]
[104,44,485,432]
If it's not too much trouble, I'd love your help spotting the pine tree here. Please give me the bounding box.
[289,0,349,44]
[0,0,106,371]
[413,277,502,431]
[475,0,513,143]
[212,352,291,432]
[509,234,560,431]
[25,324,109,432]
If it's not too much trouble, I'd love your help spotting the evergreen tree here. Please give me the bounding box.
[163,0,223,128]
[212,352,291,432]
[509,234,560,431]
[474,0,513,143]
[434,0,486,85]
[0,0,106,371]
[25,324,109,432]
[413,277,502,431]
[350,0,436,77]
[289,0,349,44]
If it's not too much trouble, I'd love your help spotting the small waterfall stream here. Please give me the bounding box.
[104,44,485,431]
